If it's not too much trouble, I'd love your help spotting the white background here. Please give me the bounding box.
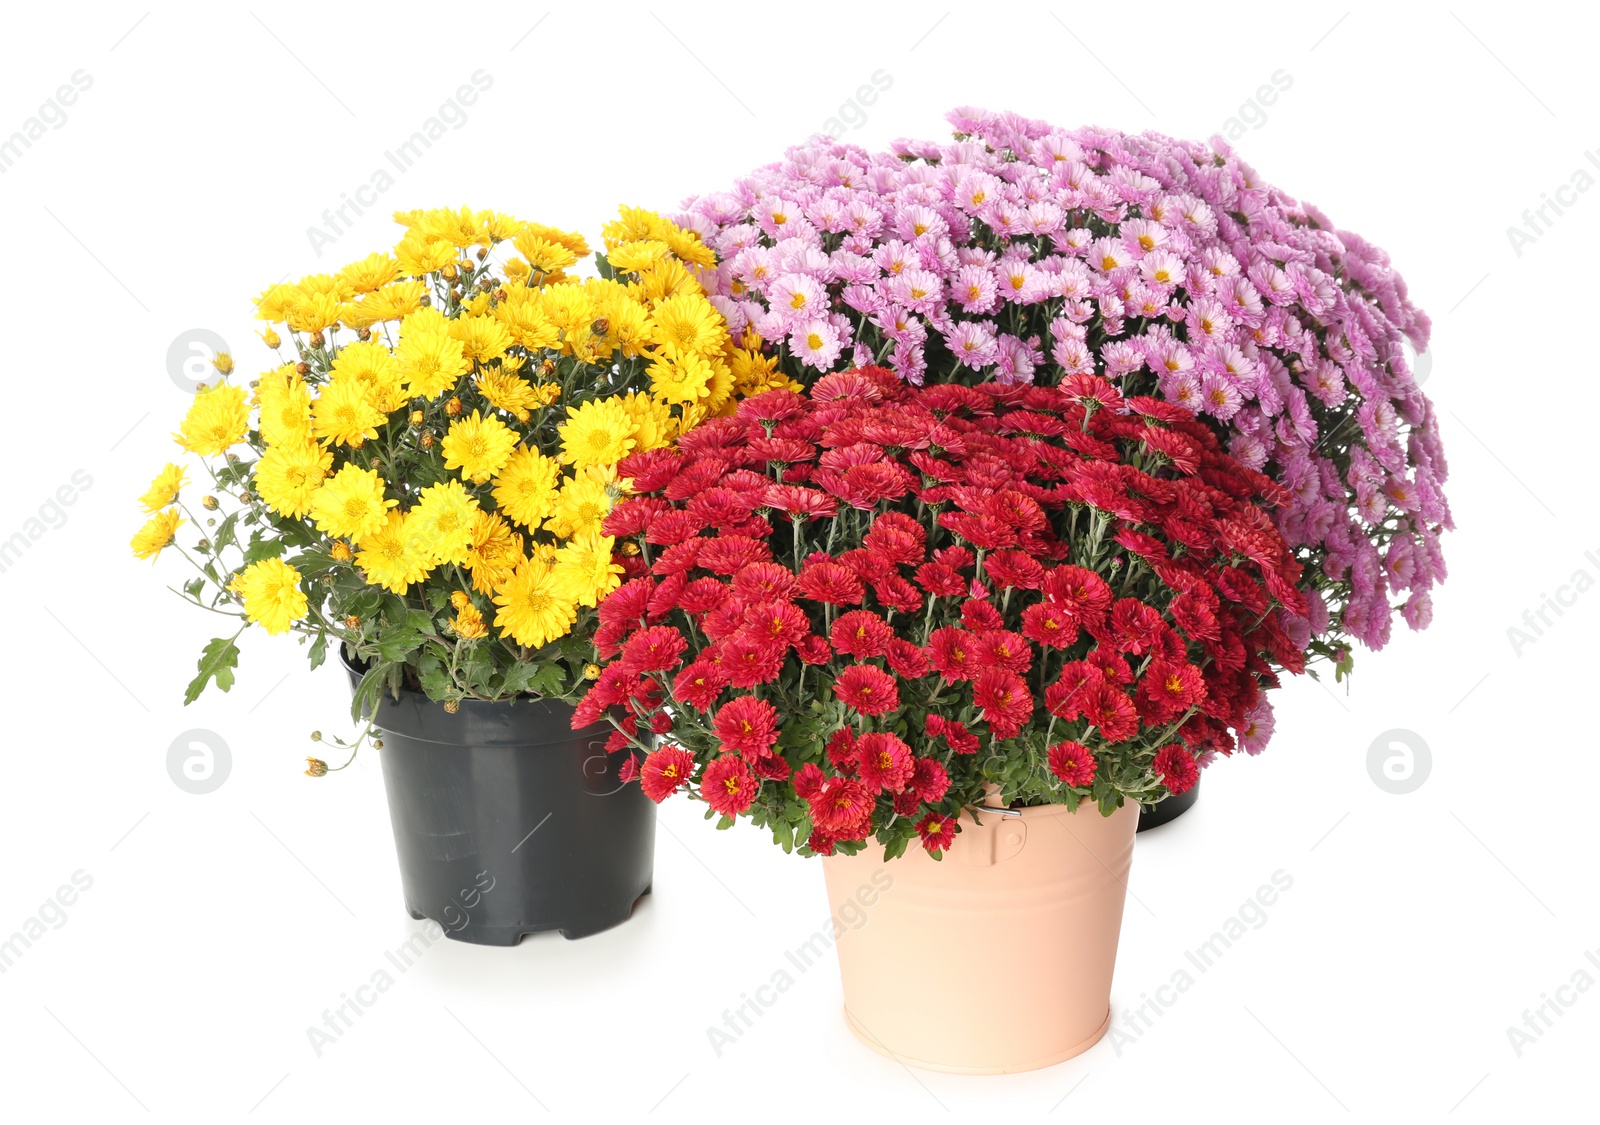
[0,2,1593,1121]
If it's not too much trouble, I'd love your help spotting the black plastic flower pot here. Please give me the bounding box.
[1137,774,1201,832]
[344,656,654,944]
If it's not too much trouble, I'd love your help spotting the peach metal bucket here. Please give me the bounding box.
[821,797,1139,1074]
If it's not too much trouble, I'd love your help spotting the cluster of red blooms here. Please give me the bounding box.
[574,366,1307,857]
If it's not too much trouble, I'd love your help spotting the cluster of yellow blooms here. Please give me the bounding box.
[133,206,796,669]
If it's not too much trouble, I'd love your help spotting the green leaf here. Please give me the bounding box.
[308,630,328,671]
[184,636,240,705]
[374,628,421,662]
[241,532,286,566]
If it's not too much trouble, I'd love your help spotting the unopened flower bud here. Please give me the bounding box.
[442,264,457,281]
[357,327,372,342]
[304,757,328,777]
[261,327,282,349]
[409,410,424,426]
[450,591,471,610]
[213,352,235,375]
[344,614,361,629]
[296,362,310,375]
[330,541,352,562]
[202,494,219,510]
[444,699,460,714]
[310,731,322,742]
[195,538,211,551]
[309,331,325,348]
[620,541,640,557]
[372,738,383,750]
[590,318,609,337]
[445,396,462,416]
[476,247,489,261]
[583,663,601,680]
[420,431,435,448]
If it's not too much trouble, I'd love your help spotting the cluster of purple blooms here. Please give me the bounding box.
[670,106,1450,661]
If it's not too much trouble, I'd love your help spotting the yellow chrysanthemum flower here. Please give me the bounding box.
[635,256,700,302]
[557,398,636,469]
[514,231,579,274]
[329,340,406,413]
[647,350,714,405]
[396,232,456,277]
[464,510,523,595]
[284,290,343,334]
[312,376,385,448]
[174,383,250,456]
[491,447,561,531]
[441,410,518,484]
[552,530,624,608]
[618,392,673,453]
[729,340,802,396]
[139,464,186,512]
[256,365,315,446]
[234,558,308,635]
[309,465,396,544]
[538,284,595,350]
[254,282,298,323]
[337,251,402,295]
[449,315,513,364]
[254,439,332,519]
[355,510,433,594]
[354,280,428,323]
[491,286,561,351]
[544,465,617,540]
[476,365,541,421]
[704,356,736,413]
[602,206,668,249]
[492,556,578,650]
[650,291,729,357]
[131,508,183,560]
[607,239,669,272]
[396,325,470,400]
[662,224,717,269]
[453,602,489,640]
[410,479,479,566]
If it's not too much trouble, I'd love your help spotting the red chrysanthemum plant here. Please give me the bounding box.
[574,366,1308,859]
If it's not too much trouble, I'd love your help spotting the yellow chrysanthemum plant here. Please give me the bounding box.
[134,205,795,751]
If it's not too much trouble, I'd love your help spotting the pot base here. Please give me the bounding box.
[842,1005,1112,1075]
[404,884,652,945]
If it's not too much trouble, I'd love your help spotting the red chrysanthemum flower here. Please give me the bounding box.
[914,561,966,597]
[1021,601,1078,649]
[731,561,799,603]
[712,696,780,757]
[1083,681,1140,743]
[639,746,695,802]
[960,598,1004,631]
[1109,598,1168,655]
[744,600,812,647]
[598,576,655,625]
[677,576,730,616]
[701,754,760,817]
[972,667,1033,740]
[697,536,774,575]
[719,633,787,688]
[854,732,915,793]
[1042,565,1113,621]
[808,776,876,838]
[1048,740,1098,787]
[830,610,895,659]
[885,637,931,679]
[1136,660,1208,723]
[796,559,865,605]
[617,753,640,783]
[927,626,978,681]
[645,509,708,546]
[976,629,1033,674]
[1152,744,1199,795]
[909,757,950,802]
[984,549,1046,590]
[796,634,832,664]
[835,663,900,716]
[792,761,826,799]
[915,813,957,855]
[763,483,839,520]
[873,574,923,614]
[939,511,1017,549]
[619,626,688,675]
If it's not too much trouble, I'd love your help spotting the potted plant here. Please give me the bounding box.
[131,205,789,943]
[667,107,1449,826]
[577,369,1309,1070]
